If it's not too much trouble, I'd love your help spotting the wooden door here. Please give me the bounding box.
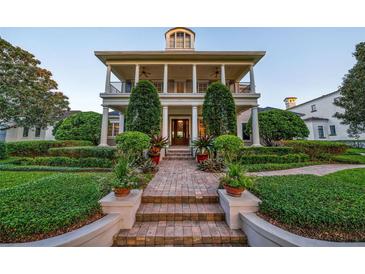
[175,81,185,93]
[171,119,189,145]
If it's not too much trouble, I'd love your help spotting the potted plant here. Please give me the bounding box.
[192,135,213,163]
[220,164,254,197]
[149,135,168,165]
[112,157,140,197]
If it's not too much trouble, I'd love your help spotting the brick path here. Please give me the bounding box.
[114,148,246,246]
[249,164,365,177]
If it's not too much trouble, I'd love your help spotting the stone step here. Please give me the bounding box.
[142,194,219,204]
[114,221,247,247]
[163,156,194,160]
[166,152,192,156]
[136,203,225,222]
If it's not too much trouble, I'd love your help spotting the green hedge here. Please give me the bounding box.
[282,140,348,160]
[6,140,94,157]
[240,153,309,164]
[332,154,365,164]
[0,165,112,172]
[0,173,112,242]
[0,142,7,159]
[18,156,113,168]
[241,146,294,156]
[48,146,116,159]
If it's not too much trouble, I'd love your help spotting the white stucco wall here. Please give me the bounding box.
[5,126,55,142]
[289,91,365,141]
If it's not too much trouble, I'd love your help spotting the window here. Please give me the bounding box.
[185,34,191,48]
[329,125,336,136]
[242,123,250,140]
[176,32,184,48]
[35,127,41,137]
[198,82,209,93]
[318,126,325,139]
[108,122,120,137]
[311,104,317,112]
[23,127,29,137]
[169,34,175,48]
[152,81,163,92]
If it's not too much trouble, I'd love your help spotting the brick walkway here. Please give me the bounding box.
[249,164,365,177]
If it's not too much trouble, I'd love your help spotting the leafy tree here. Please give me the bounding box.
[125,80,161,135]
[202,82,237,136]
[334,42,365,137]
[0,37,69,129]
[246,109,309,146]
[55,112,102,145]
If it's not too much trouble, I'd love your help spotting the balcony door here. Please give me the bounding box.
[175,81,185,93]
[171,119,190,146]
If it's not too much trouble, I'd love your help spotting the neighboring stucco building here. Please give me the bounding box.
[96,27,264,146]
[285,91,365,141]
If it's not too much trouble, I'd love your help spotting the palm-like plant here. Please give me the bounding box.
[192,135,214,155]
[150,135,168,152]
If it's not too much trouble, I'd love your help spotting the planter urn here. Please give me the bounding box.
[196,153,209,163]
[113,188,131,197]
[224,184,245,197]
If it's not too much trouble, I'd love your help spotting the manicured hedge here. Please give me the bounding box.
[282,140,348,160]
[332,154,365,164]
[6,140,94,157]
[241,146,294,156]
[0,165,112,172]
[0,173,112,242]
[240,153,309,164]
[0,142,7,159]
[18,156,113,168]
[48,146,116,159]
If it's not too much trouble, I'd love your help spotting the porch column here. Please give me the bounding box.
[134,64,140,87]
[118,113,124,134]
[251,106,261,147]
[250,66,256,93]
[192,106,198,141]
[162,106,169,141]
[163,64,168,93]
[192,64,197,93]
[221,64,226,85]
[105,65,111,93]
[99,106,109,146]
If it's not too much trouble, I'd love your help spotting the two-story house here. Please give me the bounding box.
[95,27,264,147]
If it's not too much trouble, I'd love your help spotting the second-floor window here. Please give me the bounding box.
[318,126,325,139]
[329,125,336,136]
[311,104,317,112]
[152,81,163,92]
[198,82,208,93]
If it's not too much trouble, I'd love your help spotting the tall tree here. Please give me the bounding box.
[0,37,69,129]
[334,42,365,137]
[202,82,237,136]
[125,80,161,135]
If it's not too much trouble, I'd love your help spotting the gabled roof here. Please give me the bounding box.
[288,90,340,110]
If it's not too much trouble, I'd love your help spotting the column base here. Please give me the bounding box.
[251,143,262,147]
[98,143,109,147]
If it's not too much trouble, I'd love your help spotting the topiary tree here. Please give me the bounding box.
[202,82,237,136]
[55,112,102,145]
[213,134,244,163]
[334,42,365,137]
[125,80,162,135]
[247,109,309,146]
[115,131,150,161]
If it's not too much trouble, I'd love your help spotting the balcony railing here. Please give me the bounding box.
[106,80,253,94]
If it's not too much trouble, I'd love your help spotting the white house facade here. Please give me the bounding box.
[96,27,264,147]
[285,91,365,142]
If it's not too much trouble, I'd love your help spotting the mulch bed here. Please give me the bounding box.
[1,212,104,244]
[257,212,365,242]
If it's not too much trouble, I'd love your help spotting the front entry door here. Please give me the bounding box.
[171,119,190,145]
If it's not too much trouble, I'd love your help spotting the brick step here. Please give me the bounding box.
[163,156,195,160]
[142,194,219,204]
[114,221,247,246]
[136,203,225,222]
[166,152,192,156]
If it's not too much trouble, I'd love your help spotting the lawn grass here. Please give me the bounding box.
[0,171,56,190]
[249,168,365,242]
[243,161,322,172]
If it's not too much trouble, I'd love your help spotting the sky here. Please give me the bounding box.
[0,27,364,113]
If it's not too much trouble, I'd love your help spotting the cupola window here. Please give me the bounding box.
[165,27,195,50]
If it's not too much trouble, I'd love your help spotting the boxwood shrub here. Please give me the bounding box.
[282,140,348,161]
[240,153,309,164]
[18,156,113,168]
[241,146,294,156]
[48,146,116,159]
[6,140,94,157]
[0,142,7,159]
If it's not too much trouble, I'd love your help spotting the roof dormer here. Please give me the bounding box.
[165,27,195,51]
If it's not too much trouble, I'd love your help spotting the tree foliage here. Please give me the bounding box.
[125,80,161,135]
[55,112,102,145]
[0,37,69,129]
[247,109,309,146]
[334,42,365,137]
[202,82,237,136]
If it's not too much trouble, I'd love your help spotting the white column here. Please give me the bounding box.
[192,106,198,141]
[192,64,197,93]
[162,106,169,141]
[221,64,226,85]
[99,106,109,146]
[250,66,256,93]
[105,65,111,93]
[134,64,140,87]
[163,64,168,93]
[118,113,124,134]
[251,106,261,147]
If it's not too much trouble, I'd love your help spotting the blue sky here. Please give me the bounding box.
[1,28,364,112]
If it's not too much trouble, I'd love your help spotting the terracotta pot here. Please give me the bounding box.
[196,153,209,163]
[224,184,245,197]
[114,187,130,197]
[150,154,160,165]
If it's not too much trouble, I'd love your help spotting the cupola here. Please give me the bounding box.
[165,27,195,51]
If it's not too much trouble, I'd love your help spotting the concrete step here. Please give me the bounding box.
[114,221,247,246]
[136,203,225,222]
